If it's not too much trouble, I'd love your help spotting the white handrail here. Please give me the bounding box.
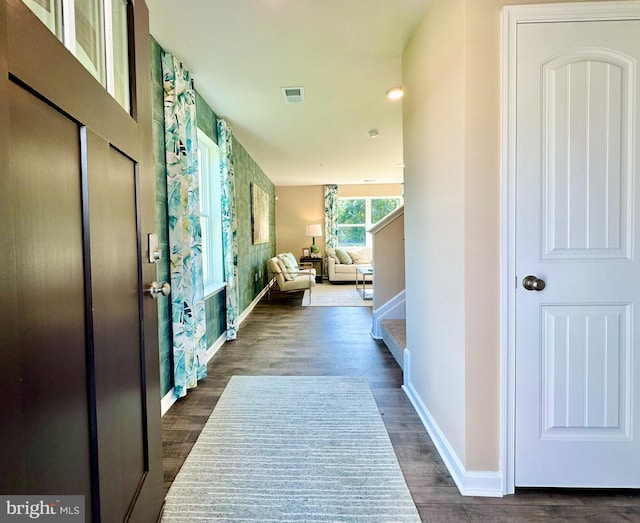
[368,205,404,235]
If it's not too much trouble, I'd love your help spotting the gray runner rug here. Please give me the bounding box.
[162,376,421,522]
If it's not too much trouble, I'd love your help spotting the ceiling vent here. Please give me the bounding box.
[282,86,305,104]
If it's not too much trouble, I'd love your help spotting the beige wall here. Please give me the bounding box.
[372,211,405,307]
[275,185,325,257]
[403,0,600,472]
[275,183,404,258]
[339,183,403,198]
[403,0,468,464]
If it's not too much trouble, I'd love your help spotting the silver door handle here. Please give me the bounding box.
[148,281,170,299]
[522,275,545,291]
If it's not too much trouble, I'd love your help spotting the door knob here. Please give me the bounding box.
[148,281,170,299]
[522,275,545,291]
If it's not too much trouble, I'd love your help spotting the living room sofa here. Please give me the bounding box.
[327,247,373,283]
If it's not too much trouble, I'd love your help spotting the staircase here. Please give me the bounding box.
[380,318,406,369]
[369,205,407,370]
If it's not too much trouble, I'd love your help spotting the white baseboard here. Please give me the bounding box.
[371,289,406,339]
[161,388,177,416]
[402,350,503,497]
[206,332,227,363]
[238,284,270,326]
[403,348,411,388]
[161,331,227,417]
[161,283,271,417]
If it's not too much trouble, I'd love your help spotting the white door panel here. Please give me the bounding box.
[541,304,631,439]
[515,20,640,487]
[541,49,633,261]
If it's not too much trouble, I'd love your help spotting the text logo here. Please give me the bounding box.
[0,497,84,522]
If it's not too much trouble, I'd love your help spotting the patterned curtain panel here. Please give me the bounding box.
[162,52,208,398]
[217,119,239,340]
[324,185,338,278]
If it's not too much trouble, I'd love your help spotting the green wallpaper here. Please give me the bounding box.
[196,91,217,144]
[151,38,275,398]
[232,136,276,312]
[205,290,226,345]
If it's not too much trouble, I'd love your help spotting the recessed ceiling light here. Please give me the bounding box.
[368,129,380,139]
[385,86,404,100]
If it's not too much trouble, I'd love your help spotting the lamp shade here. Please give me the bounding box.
[306,224,323,237]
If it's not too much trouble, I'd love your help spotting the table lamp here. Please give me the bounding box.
[306,224,322,254]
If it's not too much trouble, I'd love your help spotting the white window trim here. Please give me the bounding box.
[61,0,76,52]
[204,282,226,300]
[197,128,224,293]
[104,0,115,96]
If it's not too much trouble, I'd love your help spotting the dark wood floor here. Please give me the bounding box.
[162,291,640,522]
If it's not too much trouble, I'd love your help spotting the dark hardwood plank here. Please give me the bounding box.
[462,503,640,522]
[162,291,640,521]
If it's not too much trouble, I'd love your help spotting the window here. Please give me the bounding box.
[109,0,130,111]
[337,198,366,247]
[196,129,224,292]
[21,0,62,36]
[337,196,402,248]
[22,0,131,113]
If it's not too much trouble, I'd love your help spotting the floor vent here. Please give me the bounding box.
[281,86,305,104]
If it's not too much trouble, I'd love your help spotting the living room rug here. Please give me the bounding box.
[161,376,420,522]
[302,283,372,307]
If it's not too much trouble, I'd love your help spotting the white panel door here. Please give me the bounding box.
[515,20,640,487]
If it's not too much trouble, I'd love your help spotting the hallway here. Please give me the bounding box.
[161,293,640,522]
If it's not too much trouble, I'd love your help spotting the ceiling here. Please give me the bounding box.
[146,0,429,186]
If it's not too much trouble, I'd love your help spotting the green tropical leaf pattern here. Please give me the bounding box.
[324,185,339,278]
[217,118,239,340]
[162,52,208,399]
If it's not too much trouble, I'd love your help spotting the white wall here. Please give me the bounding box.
[403,0,467,464]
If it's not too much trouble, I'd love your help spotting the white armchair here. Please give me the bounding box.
[267,256,316,303]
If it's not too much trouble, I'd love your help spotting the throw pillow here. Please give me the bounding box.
[277,253,298,281]
[327,248,341,264]
[335,248,353,265]
[346,248,370,264]
[283,252,298,269]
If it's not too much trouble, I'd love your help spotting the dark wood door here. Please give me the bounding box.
[4,79,93,505]
[89,134,155,522]
[0,1,164,521]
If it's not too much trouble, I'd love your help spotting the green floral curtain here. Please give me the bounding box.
[217,119,239,340]
[162,52,207,398]
[324,185,338,278]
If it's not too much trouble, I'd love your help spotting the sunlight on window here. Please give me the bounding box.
[74,0,106,84]
[21,0,131,114]
[337,196,402,248]
[197,129,224,291]
[111,0,130,113]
